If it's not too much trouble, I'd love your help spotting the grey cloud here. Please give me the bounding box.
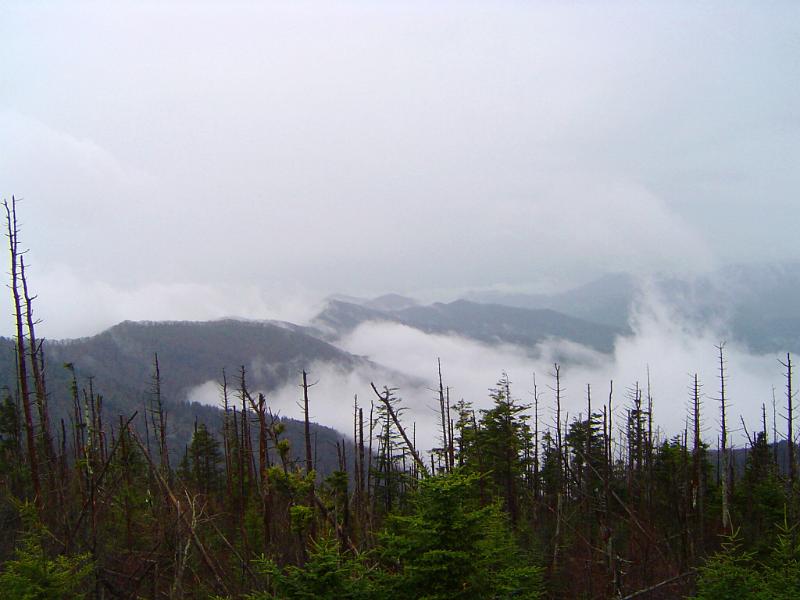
[0,1,797,338]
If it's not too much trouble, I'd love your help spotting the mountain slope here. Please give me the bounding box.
[314,298,626,353]
[463,263,800,354]
[44,318,366,402]
[0,319,373,474]
[463,273,637,329]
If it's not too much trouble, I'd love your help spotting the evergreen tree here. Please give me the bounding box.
[381,470,543,600]
[178,422,222,495]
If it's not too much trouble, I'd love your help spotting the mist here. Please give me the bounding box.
[2,1,799,339]
[187,286,783,453]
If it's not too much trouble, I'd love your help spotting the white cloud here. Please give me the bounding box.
[0,264,326,339]
[322,290,784,451]
[1,2,797,338]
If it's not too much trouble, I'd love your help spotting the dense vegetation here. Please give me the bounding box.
[2,197,800,599]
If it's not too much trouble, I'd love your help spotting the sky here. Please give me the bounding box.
[1,1,799,339]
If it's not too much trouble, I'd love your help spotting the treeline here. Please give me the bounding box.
[2,197,800,599]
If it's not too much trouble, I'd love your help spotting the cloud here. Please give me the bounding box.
[0,264,326,339]
[177,279,785,457]
[187,360,391,450]
[295,290,783,451]
[2,2,797,339]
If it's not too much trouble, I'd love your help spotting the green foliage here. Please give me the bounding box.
[289,505,314,535]
[691,522,800,600]
[691,531,761,600]
[465,375,532,526]
[247,538,375,600]
[177,422,222,494]
[757,518,800,600]
[734,431,785,557]
[0,393,24,489]
[0,504,93,600]
[380,470,543,600]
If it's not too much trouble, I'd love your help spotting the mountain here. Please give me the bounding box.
[362,294,419,312]
[464,273,637,329]
[43,318,367,402]
[0,319,372,475]
[326,293,419,312]
[463,263,800,355]
[313,300,396,338]
[314,298,626,354]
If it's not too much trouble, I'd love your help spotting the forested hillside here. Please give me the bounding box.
[0,319,369,474]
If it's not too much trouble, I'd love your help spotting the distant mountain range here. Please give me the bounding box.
[44,318,368,402]
[313,298,624,354]
[464,272,637,329]
[463,263,800,354]
[1,261,796,468]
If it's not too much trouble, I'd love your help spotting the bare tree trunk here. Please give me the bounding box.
[780,354,796,514]
[553,364,564,481]
[447,387,455,472]
[301,370,317,541]
[359,403,366,519]
[4,198,40,503]
[551,363,563,573]
[533,373,540,502]
[773,387,779,468]
[646,369,654,511]
[221,370,235,506]
[367,400,375,522]
[691,373,704,557]
[437,359,449,472]
[152,353,170,478]
[717,343,732,533]
[302,370,314,475]
[370,383,429,477]
[20,255,53,467]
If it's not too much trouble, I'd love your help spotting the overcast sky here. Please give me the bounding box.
[1,1,799,338]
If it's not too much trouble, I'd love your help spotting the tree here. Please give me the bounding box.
[690,531,760,600]
[178,422,222,495]
[380,470,543,600]
[247,537,375,600]
[0,504,93,600]
[470,374,531,527]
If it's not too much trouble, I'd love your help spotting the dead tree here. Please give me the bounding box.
[691,373,704,557]
[716,343,732,533]
[241,368,272,551]
[301,371,318,539]
[549,363,564,573]
[370,383,429,477]
[302,370,315,476]
[20,254,53,465]
[532,373,540,501]
[437,358,450,472]
[221,370,233,500]
[779,354,797,509]
[4,197,40,502]
[150,353,170,477]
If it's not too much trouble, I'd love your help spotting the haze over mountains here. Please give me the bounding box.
[0,262,795,456]
[463,263,800,355]
[312,298,624,354]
